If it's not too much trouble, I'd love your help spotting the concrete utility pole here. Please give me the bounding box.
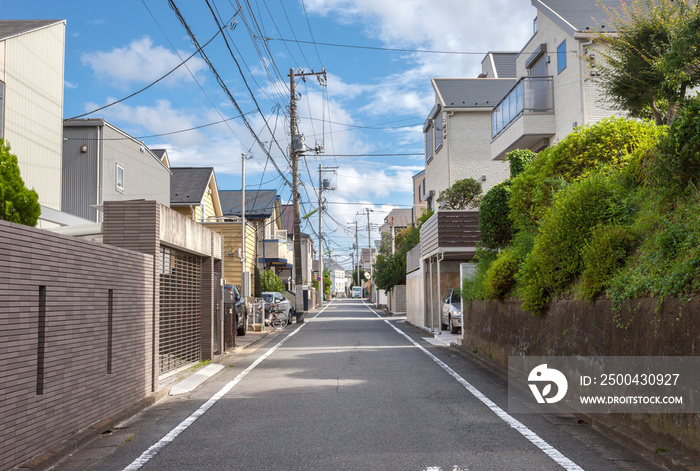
[355,221,359,287]
[241,153,247,296]
[317,164,337,308]
[365,207,373,303]
[289,67,326,314]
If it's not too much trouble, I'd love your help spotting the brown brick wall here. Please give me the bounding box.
[0,219,154,471]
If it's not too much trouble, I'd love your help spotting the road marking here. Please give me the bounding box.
[121,301,334,471]
[362,301,584,471]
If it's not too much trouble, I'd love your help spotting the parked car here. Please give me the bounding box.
[224,284,248,336]
[352,286,362,298]
[440,289,462,334]
[262,291,295,323]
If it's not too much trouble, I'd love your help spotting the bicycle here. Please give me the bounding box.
[267,308,288,330]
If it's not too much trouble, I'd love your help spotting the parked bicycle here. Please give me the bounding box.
[267,307,288,330]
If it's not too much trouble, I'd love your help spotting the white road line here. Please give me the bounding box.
[362,301,584,471]
[121,301,334,471]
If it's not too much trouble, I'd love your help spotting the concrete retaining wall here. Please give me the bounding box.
[461,298,700,456]
[0,219,154,471]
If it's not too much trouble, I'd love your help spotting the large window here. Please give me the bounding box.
[0,81,4,139]
[557,40,567,74]
[425,125,433,162]
[433,107,443,152]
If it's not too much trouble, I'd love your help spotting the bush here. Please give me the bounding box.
[260,269,284,293]
[484,248,520,300]
[653,97,700,189]
[579,224,638,301]
[436,178,482,210]
[461,248,498,307]
[478,181,513,250]
[519,171,629,313]
[0,140,40,226]
[506,149,536,178]
[509,117,662,230]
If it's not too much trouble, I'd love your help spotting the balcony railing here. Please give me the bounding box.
[492,76,554,138]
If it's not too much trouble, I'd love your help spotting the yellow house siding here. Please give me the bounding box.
[204,221,256,290]
[172,206,193,220]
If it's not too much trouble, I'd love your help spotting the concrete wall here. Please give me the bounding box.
[461,298,700,456]
[388,284,407,314]
[0,219,154,471]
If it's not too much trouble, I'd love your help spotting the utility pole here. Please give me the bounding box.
[317,164,337,308]
[365,207,373,303]
[241,153,247,297]
[355,221,359,287]
[289,67,326,315]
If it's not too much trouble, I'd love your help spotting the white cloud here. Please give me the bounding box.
[81,36,208,87]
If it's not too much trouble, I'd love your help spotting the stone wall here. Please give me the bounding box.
[0,219,154,471]
[461,298,700,456]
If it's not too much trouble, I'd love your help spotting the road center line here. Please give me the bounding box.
[121,301,335,471]
[362,301,584,471]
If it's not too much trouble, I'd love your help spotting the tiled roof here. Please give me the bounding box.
[535,0,618,35]
[0,20,64,41]
[220,190,279,218]
[170,168,213,205]
[432,78,517,109]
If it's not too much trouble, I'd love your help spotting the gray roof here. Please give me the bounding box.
[280,204,311,238]
[432,78,518,109]
[0,20,65,41]
[220,189,279,218]
[170,167,214,205]
[534,0,619,35]
[491,53,518,78]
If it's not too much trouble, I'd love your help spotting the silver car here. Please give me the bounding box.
[440,289,462,334]
[262,291,294,322]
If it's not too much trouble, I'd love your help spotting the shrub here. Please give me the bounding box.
[653,97,700,189]
[506,149,536,178]
[461,248,498,307]
[0,140,40,226]
[260,269,284,293]
[478,181,513,250]
[509,117,662,230]
[579,224,638,301]
[436,178,482,209]
[484,248,520,300]
[519,171,629,313]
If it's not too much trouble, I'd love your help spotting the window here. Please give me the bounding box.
[418,183,422,202]
[116,164,124,192]
[533,16,538,35]
[425,125,433,162]
[201,201,206,222]
[422,179,426,199]
[434,108,443,152]
[0,81,4,139]
[557,40,567,74]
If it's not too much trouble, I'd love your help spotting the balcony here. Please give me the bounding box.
[491,76,555,160]
[259,231,292,268]
[419,210,480,261]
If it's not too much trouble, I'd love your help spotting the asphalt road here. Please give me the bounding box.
[52,299,665,471]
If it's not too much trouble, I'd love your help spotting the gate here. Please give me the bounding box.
[159,246,202,374]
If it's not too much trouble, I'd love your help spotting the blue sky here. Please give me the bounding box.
[5,0,535,268]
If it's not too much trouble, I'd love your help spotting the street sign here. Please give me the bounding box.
[316,276,321,282]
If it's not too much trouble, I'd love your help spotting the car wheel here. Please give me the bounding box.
[440,319,448,330]
[237,316,247,336]
[450,318,460,334]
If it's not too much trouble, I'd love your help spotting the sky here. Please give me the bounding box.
[5,0,536,269]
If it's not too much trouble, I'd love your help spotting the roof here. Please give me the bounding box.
[170,168,215,205]
[220,189,279,218]
[0,20,65,41]
[280,204,311,239]
[380,208,413,233]
[432,78,518,109]
[534,0,619,36]
[490,53,518,78]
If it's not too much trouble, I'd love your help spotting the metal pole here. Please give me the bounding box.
[241,153,246,298]
[429,256,434,333]
[318,164,324,308]
[437,253,442,334]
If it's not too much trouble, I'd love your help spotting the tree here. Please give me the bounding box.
[253,266,263,297]
[596,0,700,124]
[436,178,482,210]
[0,140,40,226]
[312,268,331,297]
[260,269,285,292]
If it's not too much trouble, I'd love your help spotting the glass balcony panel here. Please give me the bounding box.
[492,76,553,138]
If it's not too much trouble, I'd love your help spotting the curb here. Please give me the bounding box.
[18,388,170,471]
[449,343,700,471]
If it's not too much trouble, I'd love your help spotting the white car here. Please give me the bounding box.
[440,289,462,334]
[262,291,294,322]
[352,286,362,298]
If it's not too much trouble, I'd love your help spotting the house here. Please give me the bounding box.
[280,203,315,286]
[490,0,619,160]
[169,167,222,222]
[0,20,65,227]
[412,169,427,222]
[379,208,413,248]
[62,119,171,222]
[219,189,293,283]
[325,258,348,297]
[423,74,517,209]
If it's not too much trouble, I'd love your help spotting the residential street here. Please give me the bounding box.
[52,300,664,471]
